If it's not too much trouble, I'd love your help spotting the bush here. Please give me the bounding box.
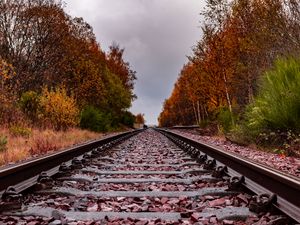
[39,87,79,130]
[217,107,235,133]
[19,91,39,120]
[199,119,209,128]
[120,111,135,127]
[247,57,300,133]
[228,123,259,145]
[0,136,7,152]
[9,125,32,138]
[80,106,112,132]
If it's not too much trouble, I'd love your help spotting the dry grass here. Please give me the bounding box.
[0,127,102,166]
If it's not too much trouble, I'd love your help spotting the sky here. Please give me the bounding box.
[65,0,206,125]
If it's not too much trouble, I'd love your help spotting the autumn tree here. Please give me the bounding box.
[158,70,196,127]
[0,57,17,124]
[0,0,70,92]
[159,0,300,129]
[135,113,145,124]
[106,44,137,100]
[0,0,137,129]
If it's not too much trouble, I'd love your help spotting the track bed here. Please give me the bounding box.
[0,129,296,224]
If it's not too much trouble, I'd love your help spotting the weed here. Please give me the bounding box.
[0,135,7,152]
[30,136,57,155]
[227,124,253,145]
[9,125,32,138]
[0,127,102,166]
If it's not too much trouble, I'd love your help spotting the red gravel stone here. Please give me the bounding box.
[174,130,300,177]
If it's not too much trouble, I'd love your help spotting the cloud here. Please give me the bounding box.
[65,0,205,124]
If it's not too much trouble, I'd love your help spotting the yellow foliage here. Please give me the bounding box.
[0,58,15,81]
[39,87,79,130]
[0,58,19,125]
[9,125,32,138]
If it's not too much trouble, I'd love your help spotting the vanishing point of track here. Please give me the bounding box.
[0,128,299,224]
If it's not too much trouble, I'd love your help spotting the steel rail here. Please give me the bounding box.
[170,125,199,129]
[156,128,300,223]
[0,129,143,195]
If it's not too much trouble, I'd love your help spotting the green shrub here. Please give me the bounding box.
[19,91,39,120]
[227,123,252,145]
[120,111,135,127]
[80,106,111,132]
[39,87,79,130]
[217,107,235,133]
[0,136,7,152]
[247,57,300,133]
[9,125,32,138]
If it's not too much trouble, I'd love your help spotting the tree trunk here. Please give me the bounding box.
[204,105,209,118]
[223,72,235,126]
[192,102,199,125]
[200,104,205,121]
[197,101,202,124]
[247,71,254,103]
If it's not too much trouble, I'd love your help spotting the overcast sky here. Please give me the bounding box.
[65,0,206,125]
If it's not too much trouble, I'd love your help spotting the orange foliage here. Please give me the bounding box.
[135,113,145,124]
[159,0,300,127]
[38,87,79,130]
[0,1,136,129]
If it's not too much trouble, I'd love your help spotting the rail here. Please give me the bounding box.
[0,129,143,195]
[156,128,300,223]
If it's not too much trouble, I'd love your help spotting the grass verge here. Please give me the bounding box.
[0,127,103,166]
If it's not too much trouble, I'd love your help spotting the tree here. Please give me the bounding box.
[0,0,137,129]
[135,113,145,124]
[102,69,132,125]
[159,0,300,128]
[106,44,137,100]
[0,57,18,124]
[0,0,70,92]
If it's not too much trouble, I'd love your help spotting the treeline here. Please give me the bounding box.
[159,0,300,129]
[0,0,136,131]
[159,0,300,155]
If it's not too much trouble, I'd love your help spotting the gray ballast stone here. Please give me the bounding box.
[81,167,208,175]
[37,187,236,198]
[95,158,194,164]
[58,174,220,184]
[5,206,254,221]
[92,162,199,167]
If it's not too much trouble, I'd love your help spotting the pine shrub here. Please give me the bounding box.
[247,57,300,133]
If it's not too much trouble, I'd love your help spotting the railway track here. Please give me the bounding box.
[0,128,299,224]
